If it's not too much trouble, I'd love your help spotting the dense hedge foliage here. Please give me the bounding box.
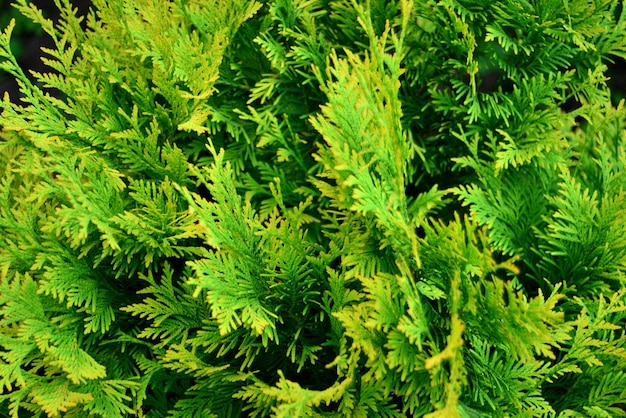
[1,0,626,416]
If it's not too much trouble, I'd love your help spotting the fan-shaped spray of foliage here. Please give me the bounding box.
[0,0,625,416]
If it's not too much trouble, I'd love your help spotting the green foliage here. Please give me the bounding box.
[1,0,625,416]
[0,0,42,60]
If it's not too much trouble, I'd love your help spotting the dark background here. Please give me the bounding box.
[0,0,625,105]
[0,0,91,101]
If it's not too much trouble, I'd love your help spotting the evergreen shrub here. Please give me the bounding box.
[1,0,626,416]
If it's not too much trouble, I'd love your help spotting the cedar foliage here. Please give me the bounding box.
[1,0,626,416]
